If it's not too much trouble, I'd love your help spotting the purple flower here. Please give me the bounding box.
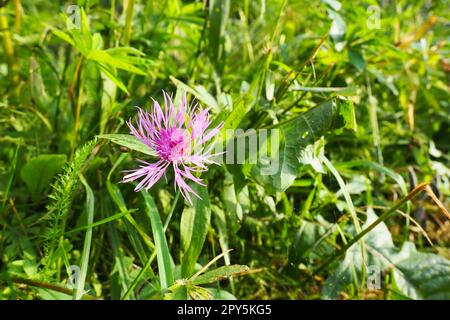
[123,92,223,204]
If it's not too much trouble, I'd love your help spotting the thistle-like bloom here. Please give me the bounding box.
[123,92,223,204]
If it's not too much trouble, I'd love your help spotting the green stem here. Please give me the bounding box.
[0,7,19,92]
[75,174,95,300]
[1,144,20,213]
[314,182,429,275]
[12,277,99,300]
[71,56,84,159]
[123,0,135,45]
[163,190,181,231]
[321,155,367,286]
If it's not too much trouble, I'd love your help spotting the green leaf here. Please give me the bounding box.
[207,288,237,300]
[290,219,335,264]
[186,284,214,300]
[322,211,450,300]
[29,56,50,110]
[265,70,275,101]
[393,243,450,300]
[170,76,220,111]
[327,9,346,49]
[221,172,243,233]
[190,265,249,285]
[335,160,408,195]
[164,282,188,300]
[100,71,117,134]
[211,205,231,266]
[98,134,157,157]
[290,86,357,96]
[333,100,356,132]
[1,144,20,213]
[348,49,365,71]
[208,0,230,71]
[97,64,129,94]
[50,28,75,47]
[89,50,147,75]
[106,47,146,57]
[20,154,66,197]
[75,174,95,300]
[368,68,399,96]
[142,192,174,290]
[298,137,326,174]
[249,100,354,192]
[180,184,211,278]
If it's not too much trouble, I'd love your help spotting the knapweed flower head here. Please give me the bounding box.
[123,92,223,204]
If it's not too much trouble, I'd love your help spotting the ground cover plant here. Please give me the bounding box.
[0,0,449,300]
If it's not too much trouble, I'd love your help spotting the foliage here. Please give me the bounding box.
[0,0,449,300]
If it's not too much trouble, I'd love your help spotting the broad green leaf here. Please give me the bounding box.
[333,100,356,132]
[142,192,174,290]
[20,154,66,197]
[393,243,450,300]
[164,282,188,300]
[180,184,211,278]
[98,134,157,157]
[348,49,365,71]
[322,211,450,300]
[249,100,355,192]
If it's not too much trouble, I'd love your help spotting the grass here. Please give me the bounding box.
[0,0,449,300]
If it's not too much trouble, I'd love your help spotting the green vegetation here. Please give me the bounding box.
[1,0,449,300]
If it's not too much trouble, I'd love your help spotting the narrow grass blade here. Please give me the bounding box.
[180,184,211,278]
[142,191,174,291]
[65,209,136,235]
[1,144,19,213]
[75,174,95,300]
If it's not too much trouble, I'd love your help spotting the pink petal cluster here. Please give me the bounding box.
[123,92,223,204]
